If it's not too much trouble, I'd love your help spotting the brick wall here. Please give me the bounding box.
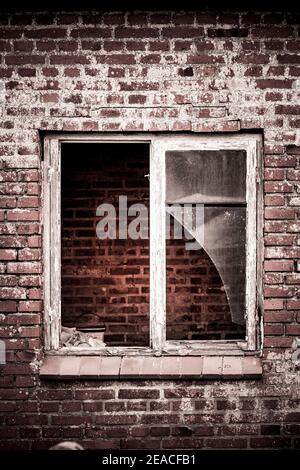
[0,9,299,449]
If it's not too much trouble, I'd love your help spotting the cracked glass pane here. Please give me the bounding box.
[166,150,246,341]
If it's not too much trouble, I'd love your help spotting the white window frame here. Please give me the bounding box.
[43,133,263,356]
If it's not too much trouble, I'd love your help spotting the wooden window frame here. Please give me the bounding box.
[43,133,263,357]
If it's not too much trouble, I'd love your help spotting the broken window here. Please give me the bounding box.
[43,134,262,354]
[166,150,247,341]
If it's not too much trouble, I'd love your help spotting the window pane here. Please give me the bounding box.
[166,150,246,204]
[165,148,247,341]
[166,207,246,340]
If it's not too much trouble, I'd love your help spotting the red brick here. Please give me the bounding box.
[234,53,270,64]
[0,197,16,208]
[264,299,284,310]
[264,182,293,193]
[17,68,36,77]
[25,28,67,39]
[208,28,248,38]
[287,169,300,181]
[41,93,59,103]
[285,324,300,335]
[7,262,41,274]
[0,29,23,39]
[0,249,17,261]
[264,235,294,246]
[206,438,247,448]
[74,389,115,400]
[265,92,283,101]
[252,26,293,38]
[6,313,40,325]
[277,55,300,64]
[6,210,40,221]
[0,286,26,299]
[51,415,92,426]
[18,301,42,313]
[265,208,295,220]
[186,55,225,64]
[96,54,136,65]
[285,146,300,156]
[264,260,294,272]
[162,27,204,38]
[5,55,46,65]
[250,437,291,448]
[275,105,300,115]
[264,336,293,348]
[264,40,284,51]
[13,41,34,52]
[115,27,159,39]
[264,168,285,180]
[42,67,59,77]
[96,415,137,426]
[0,274,18,286]
[287,300,300,310]
[264,324,284,335]
[18,249,40,261]
[0,300,17,312]
[265,155,296,167]
[70,28,111,39]
[173,13,195,25]
[118,389,159,399]
[50,55,89,65]
[264,195,285,206]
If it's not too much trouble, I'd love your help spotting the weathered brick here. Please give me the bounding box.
[7,262,41,274]
[264,260,294,272]
[0,249,17,261]
[264,336,293,348]
[0,7,298,452]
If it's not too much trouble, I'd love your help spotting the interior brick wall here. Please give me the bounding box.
[61,143,151,346]
[0,8,299,450]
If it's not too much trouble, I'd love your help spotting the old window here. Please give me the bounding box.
[43,134,262,356]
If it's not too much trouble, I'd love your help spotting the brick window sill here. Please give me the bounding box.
[40,355,262,380]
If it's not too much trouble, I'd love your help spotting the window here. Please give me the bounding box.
[43,134,263,356]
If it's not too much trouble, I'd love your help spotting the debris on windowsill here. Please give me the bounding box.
[61,326,106,348]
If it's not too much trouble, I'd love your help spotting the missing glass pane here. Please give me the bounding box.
[61,143,150,347]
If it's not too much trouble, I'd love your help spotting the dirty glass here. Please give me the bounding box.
[166,150,247,341]
[166,150,246,204]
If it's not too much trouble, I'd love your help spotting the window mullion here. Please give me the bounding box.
[150,139,166,353]
[246,141,258,350]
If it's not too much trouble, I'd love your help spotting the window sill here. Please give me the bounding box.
[40,355,262,380]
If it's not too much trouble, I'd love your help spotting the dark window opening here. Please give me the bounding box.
[61,143,150,347]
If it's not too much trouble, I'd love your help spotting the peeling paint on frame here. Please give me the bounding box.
[43,133,263,356]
